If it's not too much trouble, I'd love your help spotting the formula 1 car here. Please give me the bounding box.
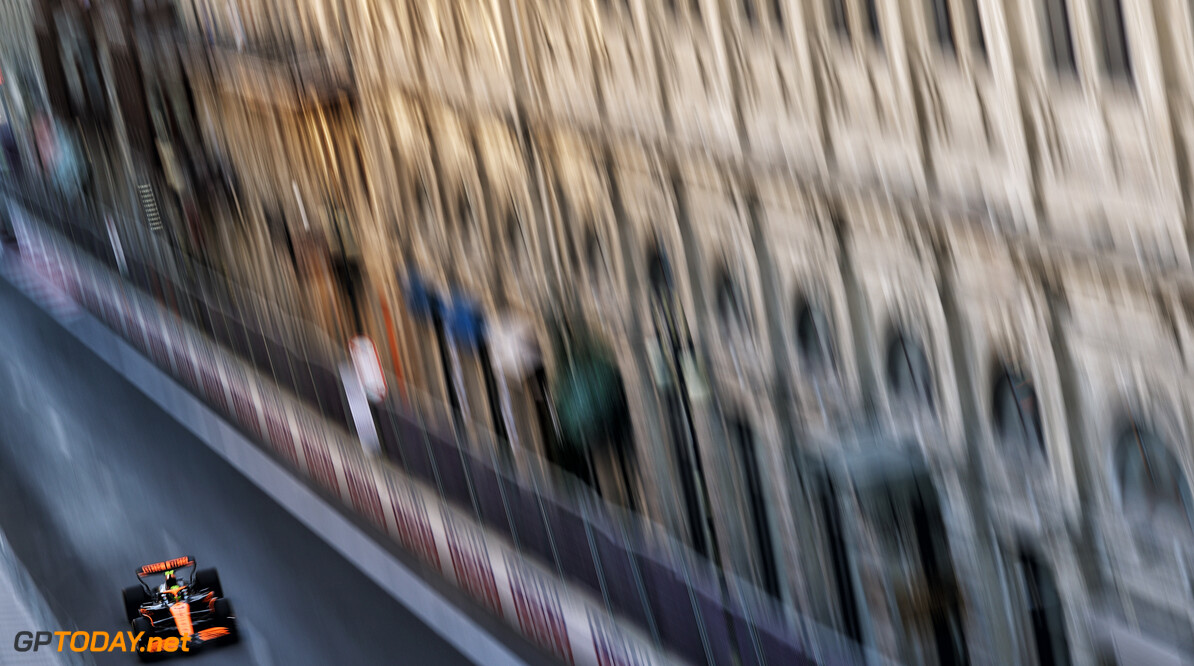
[121,557,238,661]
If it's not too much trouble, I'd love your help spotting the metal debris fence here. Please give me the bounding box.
[1,178,887,666]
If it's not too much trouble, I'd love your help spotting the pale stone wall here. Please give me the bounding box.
[339,0,1194,659]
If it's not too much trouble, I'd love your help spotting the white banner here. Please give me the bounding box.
[349,336,386,403]
[341,361,382,457]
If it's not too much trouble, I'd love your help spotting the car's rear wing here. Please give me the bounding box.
[137,556,195,578]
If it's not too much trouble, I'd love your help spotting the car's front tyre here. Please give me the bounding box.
[122,586,149,622]
[193,568,223,598]
[213,598,240,645]
[131,617,164,663]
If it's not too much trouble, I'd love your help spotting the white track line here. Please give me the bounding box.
[56,297,528,666]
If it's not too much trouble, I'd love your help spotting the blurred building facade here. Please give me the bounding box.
[0,0,44,176]
[9,0,1194,664]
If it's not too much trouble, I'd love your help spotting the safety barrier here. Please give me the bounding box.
[2,184,883,666]
[7,203,684,665]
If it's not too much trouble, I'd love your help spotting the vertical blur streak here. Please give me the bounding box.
[377,285,407,405]
[7,0,1194,663]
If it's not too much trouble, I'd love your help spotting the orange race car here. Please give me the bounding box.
[121,557,239,662]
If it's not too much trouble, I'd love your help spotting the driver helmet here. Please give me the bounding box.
[162,571,182,600]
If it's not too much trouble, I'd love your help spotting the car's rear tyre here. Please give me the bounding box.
[122,585,149,622]
[213,598,240,644]
[193,567,223,597]
[131,617,163,663]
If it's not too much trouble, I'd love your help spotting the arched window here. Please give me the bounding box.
[584,226,606,283]
[865,0,882,46]
[795,300,835,371]
[412,180,437,244]
[646,247,683,353]
[1015,551,1073,666]
[993,366,1045,457]
[715,269,751,336]
[1095,0,1132,81]
[500,210,516,263]
[647,247,672,300]
[886,330,933,408]
[1042,0,1077,75]
[556,189,573,223]
[414,182,427,215]
[728,419,779,598]
[456,189,475,241]
[742,0,757,27]
[1116,421,1194,533]
[829,0,851,40]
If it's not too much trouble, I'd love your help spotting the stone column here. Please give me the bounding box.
[934,229,1019,665]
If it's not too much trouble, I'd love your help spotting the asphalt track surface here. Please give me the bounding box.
[0,258,518,665]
